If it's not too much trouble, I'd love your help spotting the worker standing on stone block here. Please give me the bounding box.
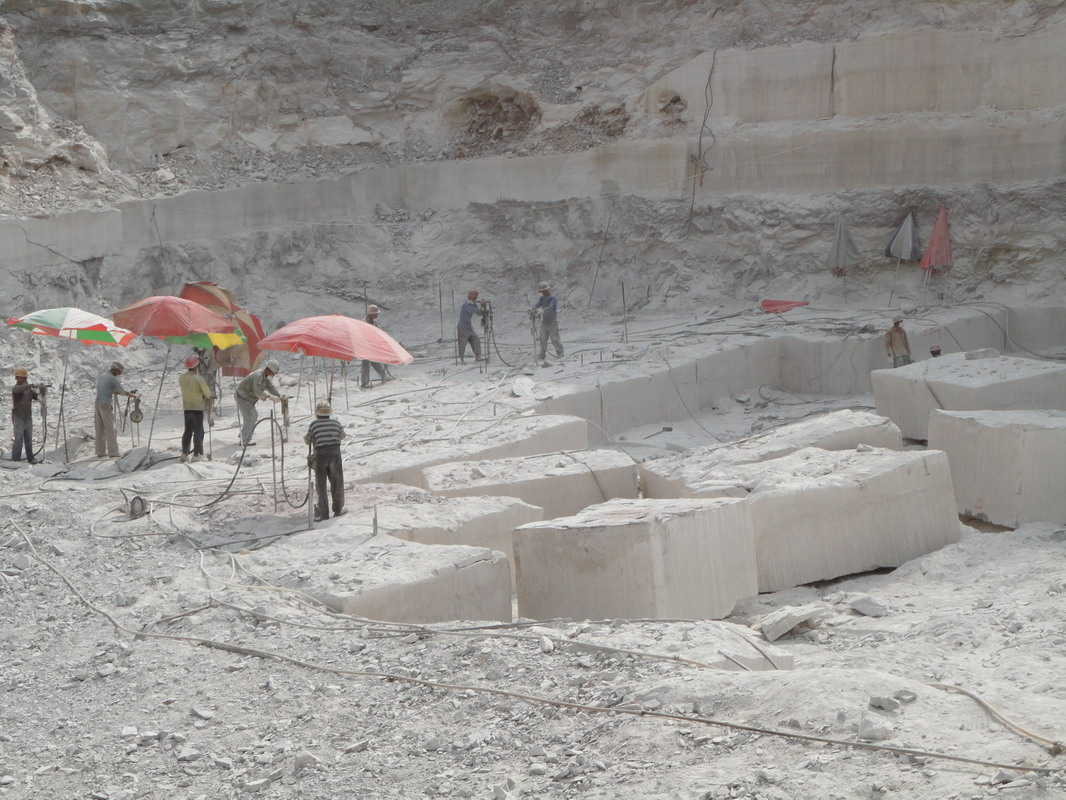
[10,367,38,464]
[178,354,213,462]
[361,304,392,388]
[305,400,346,521]
[234,359,282,447]
[457,290,484,364]
[531,281,563,363]
[885,316,912,368]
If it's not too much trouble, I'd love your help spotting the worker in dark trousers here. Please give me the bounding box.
[11,367,38,464]
[305,400,346,521]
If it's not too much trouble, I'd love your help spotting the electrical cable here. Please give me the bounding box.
[13,525,1060,776]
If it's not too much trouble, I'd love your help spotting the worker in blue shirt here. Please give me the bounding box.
[457,290,484,364]
[531,281,563,362]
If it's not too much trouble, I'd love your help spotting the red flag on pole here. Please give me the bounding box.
[920,205,954,272]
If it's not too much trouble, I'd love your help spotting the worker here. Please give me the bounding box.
[884,316,912,368]
[531,281,564,362]
[95,362,137,459]
[305,400,346,521]
[178,355,213,462]
[360,304,391,388]
[234,359,282,447]
[457,290,484,364]
[11,367,38,464]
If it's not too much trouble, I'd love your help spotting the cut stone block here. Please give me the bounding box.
[424,449,638,520]
[513,497,757,620]
[872,351,1066,440]
[641,410,903,498]
[928,409,1066,527]
[353,414,590,488]
[687,447,961,592]
[243,527,511,623]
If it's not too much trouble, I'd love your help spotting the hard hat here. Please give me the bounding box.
[315,400,332,416]
[468,290,479,299]
[183,355,199,369]
[538,281,551,292]
[264,359,281,374]
[110,361,124,373]
[892,315,903,324]
[14,367,28,377]
[367,305,380,314]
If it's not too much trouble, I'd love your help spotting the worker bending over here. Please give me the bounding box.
[234,359,282,447]
[305,400,346,521]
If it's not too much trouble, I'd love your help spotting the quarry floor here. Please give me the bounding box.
[1,306,1064,800]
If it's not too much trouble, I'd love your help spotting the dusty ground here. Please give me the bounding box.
[1,308,1064,799]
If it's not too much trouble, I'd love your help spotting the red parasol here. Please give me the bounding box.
[760,299,809,314]
[920,205,954,272]
[113,295,235,338]
[258,314,413,366]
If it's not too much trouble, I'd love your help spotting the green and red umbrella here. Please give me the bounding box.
[6,307,137,347]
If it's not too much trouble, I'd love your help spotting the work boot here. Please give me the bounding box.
[191,454,203,462]
[333,508,347,518]
[180,453,190,463]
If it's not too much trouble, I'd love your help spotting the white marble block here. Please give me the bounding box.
[513,497,757,620]
[245,527,512,623]
[641,410,903,498]
[353,414,591,488]
[688,447,961,592]
[872,351,1066,440]
[928,409,1066,527]
[424,449,638,519]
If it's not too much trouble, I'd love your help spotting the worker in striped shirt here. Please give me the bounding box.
[305,400,346,521]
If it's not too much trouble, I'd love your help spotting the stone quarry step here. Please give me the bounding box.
[424,449,638,520]
[686,446,962,592]
[513,497,757,621]
[928,409,1066,527]
[244,528,512,623]
[640,409,902,498]
[352,414,591,488]
[872,350,1066,440]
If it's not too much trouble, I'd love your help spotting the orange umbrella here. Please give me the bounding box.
[179,282,266,376]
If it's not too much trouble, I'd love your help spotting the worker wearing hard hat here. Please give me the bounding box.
[885,316,912,368]
[95,362,137,459]
[11,367,39,464]
[305,400,346,521]
[178,354,213,462]
[457,290,484,364]
[531,281,564,362]
[234,359,282,447]
[360,305,391,388]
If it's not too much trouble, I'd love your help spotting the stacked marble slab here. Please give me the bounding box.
[243,518,512,623]
[424,449,638,519]
[872,351,1066,440]
[686,447,961,591]
[513,497,757,620]
[640,410,902,498]
[353,413,591,488]
[928,409,1066,527]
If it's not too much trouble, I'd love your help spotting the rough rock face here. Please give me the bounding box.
[0,1,1064,319]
